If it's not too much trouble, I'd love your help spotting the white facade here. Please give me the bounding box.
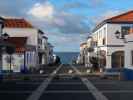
[2,53,24,72]
[3,28,38,46]
[0,18,54,72]
[78,43,87,64]
[86,22,133,70]
[84,10,133,70]
[2,28,39,68]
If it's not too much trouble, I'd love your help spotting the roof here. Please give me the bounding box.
[7,37,27,48]
[108,10,133,23]
[43,36,48,39]
[4,18,33,28]
[7,37,27,53]
[93,10,133,32]
[38,29,45,34]
[80,42,87,47]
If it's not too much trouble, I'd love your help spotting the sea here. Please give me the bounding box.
[54,52,79,64]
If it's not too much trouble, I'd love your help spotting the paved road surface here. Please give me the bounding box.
[1,64,133,100]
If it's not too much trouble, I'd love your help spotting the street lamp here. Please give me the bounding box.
[0,33,15,73]
[1,33,9,40]
[115,30,121,39]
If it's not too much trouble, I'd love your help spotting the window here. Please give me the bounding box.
[38,38,42,44]
[121,26,130,38]
[103,38,106,45]
[94,41,97,46]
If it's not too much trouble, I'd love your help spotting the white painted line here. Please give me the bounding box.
[71,65,109,100]
[82,78,109,100]
[92,82,117,85]
[101,90,133,93]
[44,90,90,93]
[27,64,63,100]
[48,82,83,85]
[16,82,41,85]
[0,91,32,94]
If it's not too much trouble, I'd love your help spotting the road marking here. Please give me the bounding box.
[43,90,90,93]
[92,82,118,85]
[0,91,32,94]
[101,90,133,93]
[71,65,109,100]
[47,82,83,85]
[27,64,63,100]
[16,82,41,85]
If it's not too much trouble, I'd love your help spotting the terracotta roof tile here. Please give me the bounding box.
[4,18,33,28]
[7,37,27,47]
[16,48,25,53]
[93,10,133,32]
[6,37,27,53]
[108,10,133,23]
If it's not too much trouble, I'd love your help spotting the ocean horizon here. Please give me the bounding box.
[54,52,79,64]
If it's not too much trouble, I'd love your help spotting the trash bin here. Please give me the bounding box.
[20,65,28,74]
[123,68,133,80]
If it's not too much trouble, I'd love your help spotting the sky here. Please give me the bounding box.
[0,0,133,52]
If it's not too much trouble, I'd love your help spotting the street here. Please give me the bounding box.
[0,64,133,100]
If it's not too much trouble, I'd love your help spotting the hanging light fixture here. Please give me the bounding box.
[115,30,121,39]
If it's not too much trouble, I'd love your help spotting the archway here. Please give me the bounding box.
[112,51,124,68]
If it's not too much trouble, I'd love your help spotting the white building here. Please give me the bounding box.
[0,17,53,72]
[86,10,133,71]
[77,42,88,65]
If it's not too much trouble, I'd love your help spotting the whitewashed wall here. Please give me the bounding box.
[124,35,133,69]
[3,28,38,46]
[92,24,107,46]
[3,28,39,66]
[25,51,36,68]
[2,51,36,72]
[2,53,24,72]
[107,24,124,45]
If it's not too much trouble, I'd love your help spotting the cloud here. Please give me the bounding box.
[27,1,90,51]
[90,10,123,26]
[46,32,88,52]
[89,0,104,7]
[0,0,90,52]
[0,0,34,17]
[61,0,104,10]
[27,2,90,34]
[27,2,54,19]
[102,10,123,19]
[62,2,89,9]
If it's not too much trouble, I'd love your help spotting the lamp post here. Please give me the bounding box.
[0,33,15,73]
[115,30,121,39]
[1,33,10,71]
